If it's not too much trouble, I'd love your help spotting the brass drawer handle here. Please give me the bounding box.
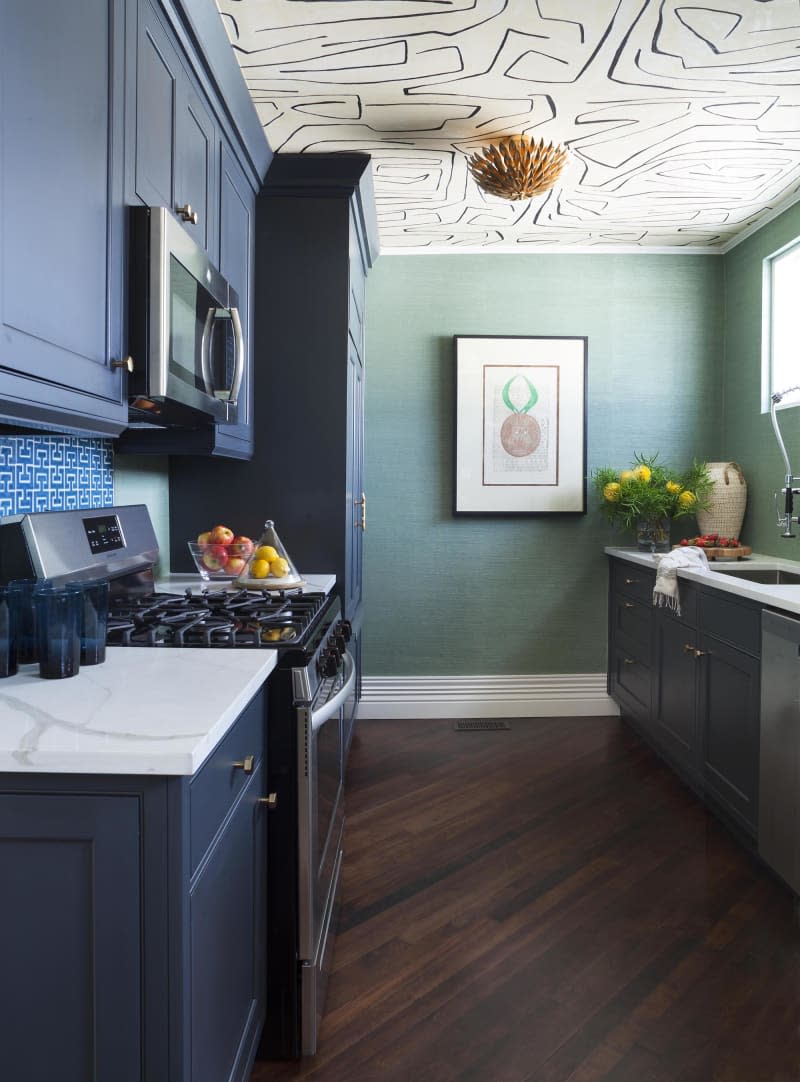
[683,643,695,654]
[258,792,278,810]
[694,649,707,658]
[623,601,635,609]
[233,755,254,774]
[624,578,639,585]
[623,658,635,666]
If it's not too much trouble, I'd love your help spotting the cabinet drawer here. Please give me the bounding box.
[611,560,655,604]
[612,647,652,717]
[657,580,698,628]
[611,595,651,657]
[701,591,761,656]
[190,689,265,873]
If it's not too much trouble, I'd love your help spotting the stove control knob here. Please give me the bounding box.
[318,650,339,678]
[336,619,352,642]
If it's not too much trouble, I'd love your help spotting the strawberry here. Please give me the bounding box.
[680,538,689,546]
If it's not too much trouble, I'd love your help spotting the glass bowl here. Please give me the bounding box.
[187,541,251,581]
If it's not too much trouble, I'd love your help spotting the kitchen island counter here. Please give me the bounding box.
[0,648,277,775]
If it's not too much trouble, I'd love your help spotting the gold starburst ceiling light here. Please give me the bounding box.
[467,135,568,201]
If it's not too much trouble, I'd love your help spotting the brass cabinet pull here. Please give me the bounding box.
[258,793,278,810]
[176,203,199,225]
[624,578,639,585]
[354,491,366,531]
[694,649,707,658]
[112,356,134,373]
[683,643,695,654]
[233,754,254,774]
[623,601,635,609]
[623,658,635,666]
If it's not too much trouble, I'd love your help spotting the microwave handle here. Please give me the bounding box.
[227,306,245,407]
[200,307,215,395]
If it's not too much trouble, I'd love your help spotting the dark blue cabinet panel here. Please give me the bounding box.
[0,0,128,436]
[0,792,142,1082]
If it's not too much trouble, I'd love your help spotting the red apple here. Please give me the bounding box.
[197,530,212,547]
[201,543,229,572]
[226,555,247,575]
[209,524,234,545]
[231,535,254,557]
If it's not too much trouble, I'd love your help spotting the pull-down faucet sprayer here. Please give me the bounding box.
[770,386,800,538]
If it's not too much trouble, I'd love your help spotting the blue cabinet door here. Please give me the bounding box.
[0,0,128,436]
[0,791,142,1082]
[131,0,218,256]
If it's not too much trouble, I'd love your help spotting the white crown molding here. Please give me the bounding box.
[358,674,619,720]
[720,188,800,254]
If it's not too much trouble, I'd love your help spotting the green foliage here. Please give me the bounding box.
[592,453,711,530]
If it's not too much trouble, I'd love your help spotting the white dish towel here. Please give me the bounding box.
[653,546,709,614]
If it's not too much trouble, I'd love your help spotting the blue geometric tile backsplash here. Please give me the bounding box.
[0,436,114,517]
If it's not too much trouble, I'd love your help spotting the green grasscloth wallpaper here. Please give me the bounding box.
[363,253,723,676]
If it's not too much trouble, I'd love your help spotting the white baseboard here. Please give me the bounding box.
[358,674,619,720]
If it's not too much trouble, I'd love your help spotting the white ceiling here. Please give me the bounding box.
[216,1,800,253]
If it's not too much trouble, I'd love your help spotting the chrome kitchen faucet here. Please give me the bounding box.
[771,386,800,538]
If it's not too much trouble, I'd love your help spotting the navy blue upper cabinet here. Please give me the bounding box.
[130,0,219,257]
[0,0,129,436]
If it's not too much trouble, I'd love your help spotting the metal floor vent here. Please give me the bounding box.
[454,720,511,732]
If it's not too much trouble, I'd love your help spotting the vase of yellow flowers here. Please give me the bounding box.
[593,454,711,552]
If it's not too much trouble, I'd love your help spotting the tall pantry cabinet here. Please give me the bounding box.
[169,154,379,738]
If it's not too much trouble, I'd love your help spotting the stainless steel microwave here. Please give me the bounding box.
[127,206,243,426]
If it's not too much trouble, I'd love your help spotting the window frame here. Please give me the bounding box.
[762,236,800,414]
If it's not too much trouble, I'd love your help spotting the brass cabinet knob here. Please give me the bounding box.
[623,602,634,609]
[258,792,278,810]
[176,203,199,225]
[624,578,639,585]
[233,755,254,774]
[694,649,707,658]
[623,658,635,666]
[112,356,134,373]
[683,643,695,654]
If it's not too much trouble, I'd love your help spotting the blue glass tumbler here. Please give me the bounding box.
[34,585,82,679]
[8,579,39,665]
[0,586,17,678]
[77,579,109,665]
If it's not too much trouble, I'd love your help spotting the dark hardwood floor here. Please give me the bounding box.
[251,717,800,1082]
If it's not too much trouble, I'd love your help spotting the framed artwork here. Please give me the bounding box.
[453,335,587,515]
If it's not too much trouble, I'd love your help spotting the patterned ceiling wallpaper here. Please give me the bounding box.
[217,0,800,251]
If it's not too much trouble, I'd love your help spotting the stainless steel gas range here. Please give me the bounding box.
[0,503,353,1059]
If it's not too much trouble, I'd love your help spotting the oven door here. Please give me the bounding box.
[296,650,355,1055]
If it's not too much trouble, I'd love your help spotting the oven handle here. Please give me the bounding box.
[310,651,355,733]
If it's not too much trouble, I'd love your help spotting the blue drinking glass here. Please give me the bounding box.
[8,579,40,665]
[77,578,110,665]
[33,585,82,679]
[0,586,17,678]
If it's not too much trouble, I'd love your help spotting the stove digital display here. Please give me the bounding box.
[83,514,125,554]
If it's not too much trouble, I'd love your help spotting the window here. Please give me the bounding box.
[764,239,800,411]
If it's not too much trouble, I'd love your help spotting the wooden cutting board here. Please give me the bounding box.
[672,544,752,560]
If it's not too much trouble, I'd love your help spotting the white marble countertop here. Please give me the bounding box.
[0,649,278,776]
[605,547,800,616]
[0,572,337,777]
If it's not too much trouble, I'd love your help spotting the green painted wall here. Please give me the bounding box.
[721,203,800,556]
[363,254,723,676]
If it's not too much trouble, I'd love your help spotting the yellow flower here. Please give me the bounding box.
[678,490,697,508]
[666,480,682,494]
[634,465,652,482]
[620,469,635,483]
[603,482,621,502]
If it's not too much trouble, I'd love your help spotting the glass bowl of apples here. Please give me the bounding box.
[188,525,254,581]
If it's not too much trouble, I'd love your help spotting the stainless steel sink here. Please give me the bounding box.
[710,566,800,585]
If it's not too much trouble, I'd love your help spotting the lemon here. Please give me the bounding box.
[678,490,697,508]
[269,557,290,578]
[620,470,635,483]
[634,465,652,482]
[250,558,271,579]
[255,545,278,562]
[666,480,682,494]
[603,482,621,502]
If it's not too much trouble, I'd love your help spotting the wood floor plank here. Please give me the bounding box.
[251,718,800,1082]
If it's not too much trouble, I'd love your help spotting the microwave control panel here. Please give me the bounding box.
[83,514,125,554]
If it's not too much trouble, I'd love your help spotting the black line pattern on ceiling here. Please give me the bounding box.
[217,0,800,250]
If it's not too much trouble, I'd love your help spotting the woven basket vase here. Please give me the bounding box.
[695,462,747,539]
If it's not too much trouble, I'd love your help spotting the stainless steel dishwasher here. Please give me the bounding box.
[759,610,800,895]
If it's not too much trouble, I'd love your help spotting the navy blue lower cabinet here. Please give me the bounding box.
[0,687,268,1082]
